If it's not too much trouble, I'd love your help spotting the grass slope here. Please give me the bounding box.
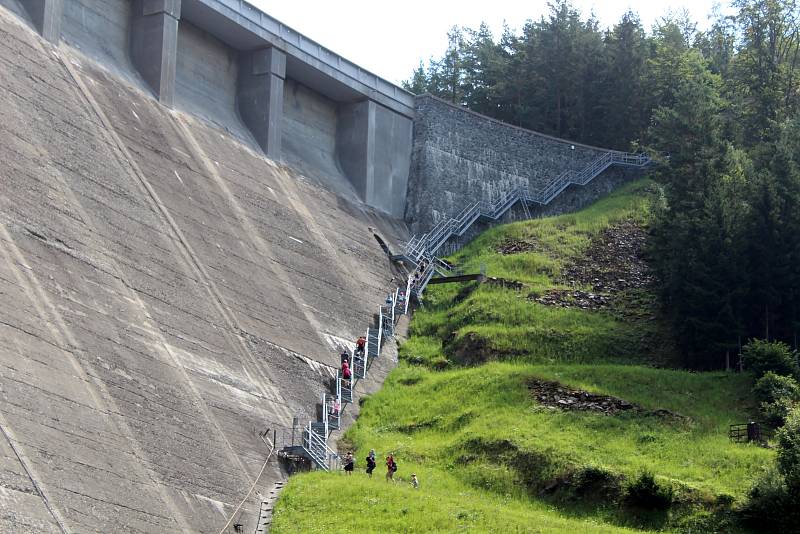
[405,181,675,368]
[272,181,772,533]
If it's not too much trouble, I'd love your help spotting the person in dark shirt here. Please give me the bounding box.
[365,449,376,477]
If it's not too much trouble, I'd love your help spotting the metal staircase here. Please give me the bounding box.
[351,348,367,380]
[277,286,407,478]
[399,151,651,298]
[366,327,380,359]
[301,421,339,471]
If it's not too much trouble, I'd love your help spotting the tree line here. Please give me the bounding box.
[406,0,800,370]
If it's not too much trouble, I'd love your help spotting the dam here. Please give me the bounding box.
[0,1,645,532]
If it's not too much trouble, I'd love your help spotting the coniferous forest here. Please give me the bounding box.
[405,0,800,370]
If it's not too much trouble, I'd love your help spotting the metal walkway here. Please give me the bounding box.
[280,289,405,473]
[397,151,651,297]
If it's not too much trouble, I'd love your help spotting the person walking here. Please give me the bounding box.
[355,336,366,356]
[385,453,396,482]
[411,473,419,489]
[365,449,376,477]
[343,452,354,475]
[342,359,351,381]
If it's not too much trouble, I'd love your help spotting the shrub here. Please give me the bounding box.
[753,372,800,404]
[741,465,792,532]
[572,465,622,500]
[754,372,800,427]
[741,340,799,379]
[761,397,797,428]
[743,407,800,532]
[776,405,800,490]
[624,471,673,510]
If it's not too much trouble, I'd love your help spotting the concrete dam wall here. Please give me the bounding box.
[0,5,405,532]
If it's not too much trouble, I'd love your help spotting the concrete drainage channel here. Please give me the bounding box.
[252,480,285,534]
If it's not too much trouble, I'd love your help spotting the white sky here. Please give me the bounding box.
[250,1,730,85]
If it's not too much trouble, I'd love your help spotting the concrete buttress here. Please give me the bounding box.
[337,100,376,205]
[131,0,181,107]
[238,47,286,160]
[18,0,62,42]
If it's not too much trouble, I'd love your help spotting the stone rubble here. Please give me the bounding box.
[527,378,688,421]
[528,219,654,310]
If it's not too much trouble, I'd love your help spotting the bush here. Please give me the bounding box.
[776,405,800,490]
[571,465,622,499]
[742,340,799,379]
[743,407,800,532]
[624,471,673,510]
[754,372,800,427]
[761,397,797,428]
[741,465,794,532]
[754,372,800,404]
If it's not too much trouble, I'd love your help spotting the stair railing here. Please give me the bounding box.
[302,422,340,471]
[404,151,650,265]
[320,393,329,438]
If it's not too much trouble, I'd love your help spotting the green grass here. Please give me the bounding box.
[272,468,640,533]
[404,180,675,367]
[448,179,652,288]
[272,180,772,533]
[347,363,769,499]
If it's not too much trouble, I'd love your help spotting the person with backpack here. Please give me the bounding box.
[365,449,376,477]
[340,350,349,365]
[344,452,354,475]
[386,453,397,482]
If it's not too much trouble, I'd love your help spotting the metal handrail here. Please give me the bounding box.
[391,288,399,326]
[377,312,383,355]
[303,422,340,471]
[320,393,329,438]
[325,393,340,431]
[404,276,413,314]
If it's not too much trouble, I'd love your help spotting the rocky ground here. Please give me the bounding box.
[496,238,539,255]
[529,220,654,310]
[527,379,687,421]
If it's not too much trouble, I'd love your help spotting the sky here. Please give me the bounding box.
[250,0,732,85]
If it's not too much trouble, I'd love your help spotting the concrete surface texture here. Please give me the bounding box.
[175,19,250,140]
[406,94,613,233]
[0,8,404,533]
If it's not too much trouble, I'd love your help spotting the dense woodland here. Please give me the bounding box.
[406,0,800,370]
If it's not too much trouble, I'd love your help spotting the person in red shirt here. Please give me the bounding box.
[342,359,352,380]
[355,336,366,356]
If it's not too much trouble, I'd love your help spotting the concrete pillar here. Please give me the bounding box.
[337,100,376,202]
[131,0,181,107]
[19,0,63,43]
[238,47,286,160]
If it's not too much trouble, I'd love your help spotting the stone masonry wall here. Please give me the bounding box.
[406,94,628,234]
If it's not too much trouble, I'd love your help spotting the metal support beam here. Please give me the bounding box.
[131,0,181,107]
